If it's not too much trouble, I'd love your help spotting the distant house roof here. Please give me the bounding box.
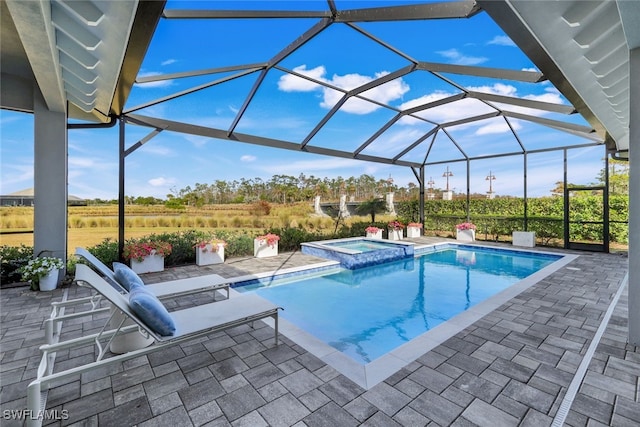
[5,188,85,202]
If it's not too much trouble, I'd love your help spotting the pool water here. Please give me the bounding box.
[325,240,399,252]
[236,246,560,364]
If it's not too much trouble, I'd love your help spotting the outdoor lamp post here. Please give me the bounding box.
[442,167,453,200]
[486,170,496,199]
[427,176,435,200]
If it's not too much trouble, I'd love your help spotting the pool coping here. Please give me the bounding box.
[229,243,579,389]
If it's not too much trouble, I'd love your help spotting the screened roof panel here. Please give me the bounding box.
[5,0,633,158]
[233,69,331,142]
[121,1,612,168]
[423,130,466,164]
[416,97,497,124]
[506,118,600,152]
[279,22,411,76]
[444,117,524,158]
[306,103,399,153]
[360,116,436,159]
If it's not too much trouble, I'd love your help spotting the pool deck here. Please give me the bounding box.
[1,237,638,426]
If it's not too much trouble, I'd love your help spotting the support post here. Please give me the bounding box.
[419,166,425,225]
[466,159,470,222]
[563,149,569,248]
[118,118,125,261]
[523,152,528,231]
[33,90,67,264]
[629,47,640,345]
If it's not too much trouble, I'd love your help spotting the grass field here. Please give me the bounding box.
[0,202,387,253]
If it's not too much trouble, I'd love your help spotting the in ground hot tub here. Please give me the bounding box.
[301,237,414,269]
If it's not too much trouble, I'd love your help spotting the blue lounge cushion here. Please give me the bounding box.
[113,262,144,291]
[128,283,176,336]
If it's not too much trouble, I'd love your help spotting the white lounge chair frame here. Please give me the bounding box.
[75,247,231,300]
[26,264,281,427]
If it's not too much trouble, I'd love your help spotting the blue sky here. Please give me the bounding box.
[0,0,606,200]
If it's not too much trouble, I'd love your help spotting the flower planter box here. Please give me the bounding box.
[39,269,60,291]
[406,226,421,238]
[196,243,225,266]
[254,239,278,258]
[388,229,403,241]
[366,230,383,239]
[456,229,475,242]
[131,253,165,274]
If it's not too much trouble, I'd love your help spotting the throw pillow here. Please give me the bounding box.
[128,283,176,336]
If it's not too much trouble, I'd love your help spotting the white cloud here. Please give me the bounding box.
[241,155,256,162]
[278,65,326,92]
[322,72,410,114]
[0,163,33,190]
[258,158,364,175]
[139,144,174,156]
[397,82,568,137]
[278,65,410,115]
[68,157,95,168]
[436,48,488,66]
[135,71,173,88]
[400,92,495,124]
[161,59,177,66]
[182,134,210,148]
[475,120,520,136]
[148,177,176,187]
[469,83,517,97]
[487,35,516,47]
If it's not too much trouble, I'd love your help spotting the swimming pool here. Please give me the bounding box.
[233,244,574,388]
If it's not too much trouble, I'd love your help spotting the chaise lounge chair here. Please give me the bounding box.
[44,248,233,347]
[27,264,281,427]
[74,247,231,300]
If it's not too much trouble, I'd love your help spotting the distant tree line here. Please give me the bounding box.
[83,159,628,207]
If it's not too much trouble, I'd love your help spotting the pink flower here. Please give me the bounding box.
[365,226,381,233]
[456,222,476,230]
[123,240,172,262]
[387,220,404,230]
[256,233,280,248]
[407,222,423,228]
[194,239,227,252]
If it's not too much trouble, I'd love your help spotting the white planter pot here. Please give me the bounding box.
[254,239,278,258]
[38,269,60,291]
[388,229,403,241]
[406,227,421,238]
[456,229,476,242]
[196,244,225,266]
[366,230,383,239]
[131,253,165,274]
[512,231,536,247]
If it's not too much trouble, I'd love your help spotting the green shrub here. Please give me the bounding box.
[0,244,34,284]
[86,238,119,267]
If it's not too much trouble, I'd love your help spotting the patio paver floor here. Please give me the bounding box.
[1,238,638,426]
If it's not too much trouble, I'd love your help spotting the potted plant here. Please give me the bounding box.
[387,220,404,241]
[406,222,423,238]
[365,226,383,239]
[254,233,280,258]
[194,238,227,266]
[456,222,477,242]
[123,240,172,274]
[19,256,64,291]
